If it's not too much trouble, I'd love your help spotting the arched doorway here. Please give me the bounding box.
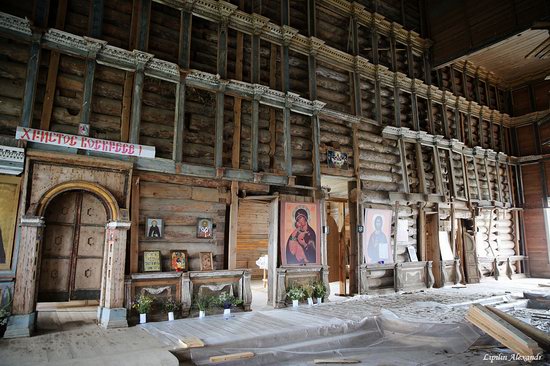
[38,191,107,303]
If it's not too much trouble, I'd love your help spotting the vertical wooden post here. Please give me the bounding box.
[441,93,450,138]
[173,72,187,162]
[466,102,473,147]
[426,87,435,134]
[121,0,151,142]
[228,181,239,270]
[416,142,427,194]
[350,5,363,117]
[433,145,444,194]
[128,52,153,144]
[406,35,415,78]
[454,100,461,140]
[215,85,226,169]
[283,100,292,177]
[40,0,68,131]
[393,77,401,127]
[348,180,358,294]
[179,8,193,69]
[398,138,410,193]
[251,91,261,172]
[20,33,41,128]
[411,83,420,131]
[129,176,140,273]
[79,39,106,137]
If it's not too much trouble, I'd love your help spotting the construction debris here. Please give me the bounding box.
[466,304,543,358]
[486,305,550,351]
[314,359,361,364]
[209,352,255,363]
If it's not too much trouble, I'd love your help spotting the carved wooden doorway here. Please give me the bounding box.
[38,191,107,302]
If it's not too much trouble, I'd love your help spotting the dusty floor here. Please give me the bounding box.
[0,278,548,365]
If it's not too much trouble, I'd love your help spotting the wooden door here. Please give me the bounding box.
[38,191,107,302]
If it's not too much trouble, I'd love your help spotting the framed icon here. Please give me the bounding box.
[171,250,188,272]
[197,218,213,239]
[199,252,213,271]
[280,201,321,266]
[146,218,163,239]
[363,208,393,264]
[143,250,161,272]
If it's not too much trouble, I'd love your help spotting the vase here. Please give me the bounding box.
[317,297,322,305]
[199,310,205,318]
[139,313,147,324]
[168,312,174,321]
[292,299,299,307]
[223,308,231,319]
[307,297,314,306]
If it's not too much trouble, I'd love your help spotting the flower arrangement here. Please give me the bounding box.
[163,298,181,313]
[132,293,154,314]
[303,283,314,299]
[312,281,327,299]
[286,283,305,301]
[194,294,212,311]
[215,292,243,310]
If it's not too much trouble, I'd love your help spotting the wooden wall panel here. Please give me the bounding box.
[64,0,91,37]
[102,0,132,49]
[0,36,29,138]
[540,123,550,155]
[49,55,85,136]
[181,87,216,166]
[138,178,226,271]
[523,208,550,277]
[427,0,549,66]
[236,200,269,278]
[522,163,543,209]
[148,2,180,64]
[512,87,532,116]
[316,5,349,53]
[516,125,537,156]
[139,77,175,159]
[533,80,550,111]
[89,65,125,141]
[190,16,218,75]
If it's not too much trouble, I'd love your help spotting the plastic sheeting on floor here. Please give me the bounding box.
[142,309,481,365]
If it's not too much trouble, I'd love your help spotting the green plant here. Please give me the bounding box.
[194,294,212,311]
[132,294,154,314]
[313,281,327,298]
[162,298,181,313]
[286,283,305,301]
[215,292,243,310]
[303,283,314,299]
[0,288,12,327]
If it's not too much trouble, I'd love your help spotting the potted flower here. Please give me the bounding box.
[163,298,180,321]
[303,283,315,306]
[0,289,12,338]
[133,294,154,324]
[313,281,327,305]
[194,294,212,319]
[286,283,304,308]
[216,292,243,319]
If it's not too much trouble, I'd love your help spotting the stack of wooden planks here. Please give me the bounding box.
[466,303,549,358]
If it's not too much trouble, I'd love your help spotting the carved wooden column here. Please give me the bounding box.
[99,221,131,329]
[79,39,107,137]
[20,32,41,129]
[129,51,154,144]
[251,85,267,172]
[5,216,45,338]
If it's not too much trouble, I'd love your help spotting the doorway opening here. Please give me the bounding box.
[234,196,278,311]
[36,190,107,332]
[321,175,352,298]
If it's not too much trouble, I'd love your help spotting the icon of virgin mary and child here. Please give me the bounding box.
[286,208,317,265]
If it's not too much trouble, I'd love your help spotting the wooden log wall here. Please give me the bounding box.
[319,115,354,171]
[148,2,180,64]
[435,63,510,116]
[89,65,126,141]
[182,87,216,166]
[358,123,402,196]
[475,209,518,277]
[316,61,352,114]
[137,175,226,271]
[190,16,218,75]
[0,36,28,137]
[102,0,132,49]
[316,5,349,53]
[140,77,175,159]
